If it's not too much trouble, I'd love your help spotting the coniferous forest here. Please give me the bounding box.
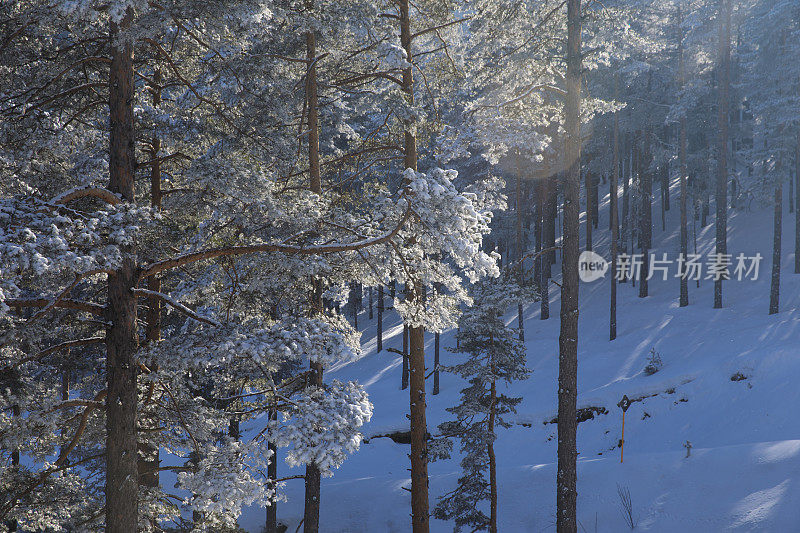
[2,0,800,531]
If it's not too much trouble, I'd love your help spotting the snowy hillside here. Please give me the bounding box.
[241,195,800,532]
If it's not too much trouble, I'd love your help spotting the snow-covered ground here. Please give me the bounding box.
[241,189,800,532]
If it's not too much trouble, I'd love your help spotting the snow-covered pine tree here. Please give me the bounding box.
[433,275,533,533]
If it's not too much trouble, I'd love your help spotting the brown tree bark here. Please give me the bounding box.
[557,0,582,530]
[398,1,429,529]
[304,4,324,528]
[106,11,140,532]
[715,0,731,309]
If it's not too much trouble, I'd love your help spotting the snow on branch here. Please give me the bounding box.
[132,288,221,327]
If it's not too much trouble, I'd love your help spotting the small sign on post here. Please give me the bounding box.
[618,394,631,463]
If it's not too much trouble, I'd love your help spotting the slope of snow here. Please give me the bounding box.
[241,189,800,532]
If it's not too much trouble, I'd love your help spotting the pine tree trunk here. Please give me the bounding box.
[402,324,409,390]
[610,75,620,341]
[369,286,373,319]
[488,378,498,533]
[399,1,429,528]
[715,0,731,309]
[304,6,324,529]
[106,12,139,532]
[621,139,630,283]
[679,10,689,307]
[639,130,652,298]
[377,285,384,352]
[557,1,582,530]
[795,133,800,274]
[266,409,279,533]
[516,167,525,341]
[433,332,440,395]
[770,182,782,315]
[585,167,593,251]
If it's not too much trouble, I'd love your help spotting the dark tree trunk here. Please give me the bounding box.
[585,167,593,251]
[639,130,652,299]
[621,140,630,283]
[679,10,689,307]
[377,285,384,352]
[715,0,731,309]
[488,378,498,533]
[402,324,409,390]
[369,286,373,320]
[516,166,525,341]
[106,12,139,532]
[795,133,800,274]
[304,7,324,529]
[557,1,582,530]
[770,182,782,315]
[433,332,440,395]
[266,410,279,533]
[610,75,620,341]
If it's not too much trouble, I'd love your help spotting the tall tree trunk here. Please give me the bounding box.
[546,174,558,268]
[304,6,324,529]
[369,286,373,319]
[266,409,279,533]
[516,164,525,341]
[558,1,582,530]
[770,182,782,315]
[402,323,409,390]
[639,130,652,298]
[488,377,498,533]
[399,2,429,529]
[610,75,620,341]
[621,138,630,283]
[433,332,440,395]
[795,132,800,274]
[106,12,139,532]
[715,0,731,309]
[679,8,689,307]
[377,285,384,352]
[585,166,593,251]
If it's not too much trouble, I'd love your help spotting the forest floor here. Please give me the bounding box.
[241,186,800,532]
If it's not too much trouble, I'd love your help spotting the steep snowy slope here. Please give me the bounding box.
[241,193,800,532]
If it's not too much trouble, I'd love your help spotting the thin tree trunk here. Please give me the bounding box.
[557,1,582,530]
[304,6,324,529]
[377,285,384,352]
[106,12,139,532]
[516,164,525,341]
[715,0,731,309]
[585,166,593,251]
[795,132,800,274]
[621,138,630,283]
[369,286,373,320]
[679,9,689,307]
[639,129,652,298]
[433,332,440,395]
[266,409,279,533]
[610,75,620,341]
[770,182,782,315]
[488,377,498,533]
[402,323,409,390]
